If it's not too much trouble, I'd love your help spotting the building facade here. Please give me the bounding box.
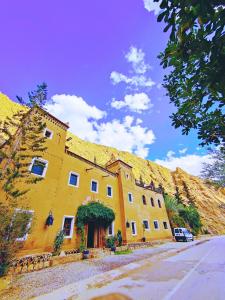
[1,107,172,255]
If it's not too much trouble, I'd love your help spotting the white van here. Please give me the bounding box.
[174,228,194,242]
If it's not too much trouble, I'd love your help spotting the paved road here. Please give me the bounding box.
[75,236,225,300]
[1,239,203,300]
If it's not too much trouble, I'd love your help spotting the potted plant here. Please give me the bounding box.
[117,230,123,247]
[82,249,90,259]
[106,236,117,252]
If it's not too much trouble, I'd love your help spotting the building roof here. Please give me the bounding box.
[106,159,133,169]
[65,149,117,177]
[36,106,69,130]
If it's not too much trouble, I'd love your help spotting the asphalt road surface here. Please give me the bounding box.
[76,236,225,300]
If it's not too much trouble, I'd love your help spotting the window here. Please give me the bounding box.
[30,158,48,177]
[153,220,159,230]
[44,128,53,139]
[150,197,155,207]
[108,222,114,236]
[126,173,129,180]
[131,221,137,235]
[142,195,147,205]
[15,209,34,241]
[128,192,133,203]
[68,172,79,187]
[91,180,98,193]
[143,220,150,230]
[158,199,162,208]
[163,221,168,229]
[62,216,75,238]
[107,185,113,197]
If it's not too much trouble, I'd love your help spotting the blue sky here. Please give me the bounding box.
[0,0,211,175]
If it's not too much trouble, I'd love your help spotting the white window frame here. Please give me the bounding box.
[15,209,34,242]
[131,221,137,236]
[128,192,133,203]
[68,171,80,187]
[107,221,114,236]
[163,221,168,230]
[44,128,53,139]
[29,157,48,178]
[126,173,130,180]
[90,179,98,193]
[107,185,113,198]
[62,215,75,239]
[142,219,150,231]
[153,220,159,230]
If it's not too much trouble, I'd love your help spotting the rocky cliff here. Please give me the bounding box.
[1,93,225,234]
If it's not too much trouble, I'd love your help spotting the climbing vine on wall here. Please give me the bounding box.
[76,202,115,230]
[76,202,115,251]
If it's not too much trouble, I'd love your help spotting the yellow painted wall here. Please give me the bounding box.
[1,109,172,256]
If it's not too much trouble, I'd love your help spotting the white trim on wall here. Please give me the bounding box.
[68,171,80,187]
[62,215,75,239]
[108,221,114,236]
[107,185,113,198]
[29,157,48,178]
[153,220,159,230]
[142,219,150,231]
[44,128,54,139]
[90,179,99,193]
[131,220,137,236]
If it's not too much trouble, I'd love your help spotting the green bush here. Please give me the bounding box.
[53,230,64,256]
[105,236,117,248]
[117,230,122,246]
[0,202,32,276]
[179,206,202,235]
[171,214,185,228]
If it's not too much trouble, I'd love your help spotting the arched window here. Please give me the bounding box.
[142,195,146,205]
[150,197,155,207]
[158,199,161,208]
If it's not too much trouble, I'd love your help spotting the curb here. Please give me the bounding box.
[34,238,209,300]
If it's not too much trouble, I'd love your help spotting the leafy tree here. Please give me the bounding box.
[0,83,48,276]
[174,186,183,204]
[164,193,202,234]
[155,0,225,146]
[179,205,202,235]
[0,83,48,199]
[201,146,225,187]
[0,203,32,276]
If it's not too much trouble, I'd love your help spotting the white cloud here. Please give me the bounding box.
[110,71,155,89]
[143,0,161,15]
[110,46,155,90]
[45,94,155,159]
[95,116,155,158]
[179,148,188,154]
[125,46,150,74]
[155,151,213,176]
[45,94,106,141]
[111,93,153,113]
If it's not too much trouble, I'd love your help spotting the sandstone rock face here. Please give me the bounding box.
[1,93,225,234]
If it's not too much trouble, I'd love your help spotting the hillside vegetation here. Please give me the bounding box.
[1,93,225,234]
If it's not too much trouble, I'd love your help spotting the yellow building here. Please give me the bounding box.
[1,107,172,255]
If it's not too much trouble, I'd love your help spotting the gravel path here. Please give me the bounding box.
[0,240,202,300]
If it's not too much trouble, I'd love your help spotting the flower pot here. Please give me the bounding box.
[82,250,90,259]
[110,246,116,252]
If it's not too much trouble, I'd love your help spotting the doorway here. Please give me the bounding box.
[87,223,106,248]
[87,222,95,248]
